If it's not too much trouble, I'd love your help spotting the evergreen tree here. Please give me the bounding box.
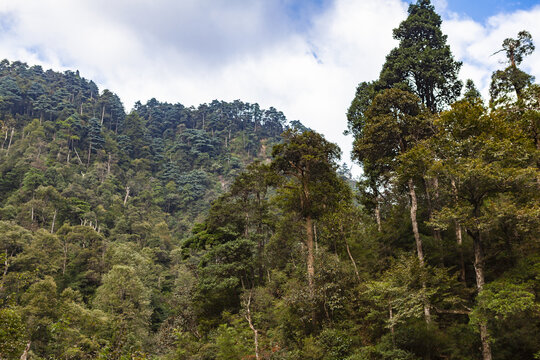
[379,0,462,112]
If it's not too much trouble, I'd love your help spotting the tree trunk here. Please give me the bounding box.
[19,341,31,360]
[100,105,105,126]
[73,146,84,165]
[123,186,130,206]
[244,291,260,360]
[345,239,360,282]
[408,178,431,323]
[451,178,466,282]
[375,199,382,232]
[306,215,315,294]
[50,209,57,234]
[471,230,492,360]
[6,128,14,154]
[31,194,35,224]
[408,179,424,265]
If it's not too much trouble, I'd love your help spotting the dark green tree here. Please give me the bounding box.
[379,0,462,112]
[272,129,348,293]
[86,117,104,166]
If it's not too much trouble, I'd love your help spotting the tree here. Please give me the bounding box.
[93,265,151,355]
[0,308,27,359]
[86,117,104,166]
[352,88,434,322]
[490,31,535,104]
[272,129,348,294]
[379,0,462,112]
[430,95,539,360]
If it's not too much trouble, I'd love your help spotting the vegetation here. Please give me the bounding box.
[0,1,539,359]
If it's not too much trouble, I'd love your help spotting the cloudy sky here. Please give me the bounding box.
[1,0,539,175]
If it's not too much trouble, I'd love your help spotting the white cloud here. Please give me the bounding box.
[0,0,539,177]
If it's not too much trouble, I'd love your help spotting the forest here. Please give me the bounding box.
[0,1,539,359]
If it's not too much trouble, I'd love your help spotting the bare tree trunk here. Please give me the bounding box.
[73,147,84,165]
[20,341,31,360]
[471,231,492,360]
[244,291,260,360]
[306,215,315,294]
[31,194,35,224]
[408,178,431,323]
[100,105,105,126]
[345,239,360,282]
[6,128,14,154]
[408,179,424,265]
[123,186,130,206]
[50,209,57,234]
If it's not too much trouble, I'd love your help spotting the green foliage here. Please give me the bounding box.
[379,0,462,112]
[0,16,539,359]
[0,308,27,359]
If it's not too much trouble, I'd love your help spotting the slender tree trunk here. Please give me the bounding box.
[100,105,105,126]
[31,194,35,224]
[306,215,315,294]
[19,341,31,360]
[408,179,424,265]
[470,230,492,360]
[345,239,360,282]
[6,128,14,154]
[50,209,57,234]
[123,186,130,206]
[375,199,382,232]
[244,291,260,360]
[73,146,84,165]
[408,178,431,323]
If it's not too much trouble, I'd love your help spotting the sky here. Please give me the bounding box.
[0,0,539,176]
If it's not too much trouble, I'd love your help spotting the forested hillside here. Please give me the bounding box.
[1,1,539,359]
